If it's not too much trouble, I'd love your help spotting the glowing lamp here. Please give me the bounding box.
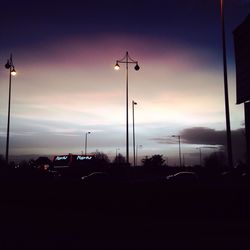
[11,68,17,76]
[114,62,120,70]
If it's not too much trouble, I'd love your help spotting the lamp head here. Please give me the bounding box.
[5,60,11,69]
[114,62,120,70]
[134,64,140,71]
[11,68,17,76]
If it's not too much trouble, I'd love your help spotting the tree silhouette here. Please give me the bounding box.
[93,151,110,166]
[35,157,52,167]
[204,151,227,171]
[112,153,126,166]
[0,155,7,168]
[141,154,165,167]
[19,160,30,169]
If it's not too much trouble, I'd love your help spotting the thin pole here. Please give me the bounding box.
[132,101,136,166]
[178,136,182,167]
[5,68,12,163]
[85,132,90,155]
[126,52,129,165]
[85,133,87,155]
[220,0,233,168]
[199,148,202,166]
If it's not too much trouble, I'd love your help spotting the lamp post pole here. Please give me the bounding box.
[115,52,140,165]
[220,0,233,168]
[5,54,16,163]
[85,132,91,155]
[172,135,181,167]
[132,100,137,166]
[197,147,202,166]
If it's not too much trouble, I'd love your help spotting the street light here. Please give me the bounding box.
[172,135,182,167]
[114,51,140,165]
[84,131,91,155]
[4,54,16,163]
[132,100,137,166]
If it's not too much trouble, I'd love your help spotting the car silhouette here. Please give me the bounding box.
[81,172,111,184]
[166,171,199,185]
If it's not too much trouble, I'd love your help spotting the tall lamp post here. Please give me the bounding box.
[220,0,233,168]
[5,54,17,163]
[84,131,91,155]
[172,135,181,167]
[114,52,140,165]
[132,100,137,166]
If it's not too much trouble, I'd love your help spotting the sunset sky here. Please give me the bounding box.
[0,0,249,165]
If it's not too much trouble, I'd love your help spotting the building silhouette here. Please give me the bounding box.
[233,14,250,166]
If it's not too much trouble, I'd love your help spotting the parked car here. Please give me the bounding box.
[81,172,111,184]
[166,171,199,185]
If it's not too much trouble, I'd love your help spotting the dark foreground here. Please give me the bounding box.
[1,167,250,249]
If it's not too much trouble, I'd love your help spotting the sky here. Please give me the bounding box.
[0,0,250,165]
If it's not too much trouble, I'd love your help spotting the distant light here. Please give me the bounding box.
[11,68,16,76]
[114,62,120,70]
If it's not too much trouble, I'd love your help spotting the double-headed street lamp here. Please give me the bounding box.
[114,51,140,165]
[84,131,91,155]
[5,54,17,163]
[172,135,182,167]
[132,100,137,166]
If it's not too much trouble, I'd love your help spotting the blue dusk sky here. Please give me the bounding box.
[0,0,249,164]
